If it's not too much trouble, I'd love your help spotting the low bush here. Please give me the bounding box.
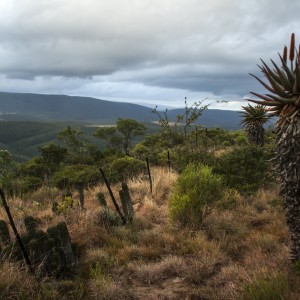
[108,156,146,182]
[169,164,223,227]
[171,145,215,172]
[214,145,273,195]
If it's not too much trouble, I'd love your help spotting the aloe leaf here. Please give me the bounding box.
[271,59,293,91]
[260,59,282,85]
[250,92,274,102]
[265,94,296,104]
[293,62,300,93]
[249,73,277,94]
[247,98,281,106]
[279,54,295,83]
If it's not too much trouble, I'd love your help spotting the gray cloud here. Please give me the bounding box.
[0,0,299,107]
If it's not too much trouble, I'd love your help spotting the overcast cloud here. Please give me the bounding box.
[0,0,299,110]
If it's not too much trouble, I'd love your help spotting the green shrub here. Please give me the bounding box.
[2,176,43,197]
[108,156,146,182]
[171,145,215,172]
[52,164,101,190]
[132,144,150,161]
[169,164,223,227]
[235,135,248,145]
[214,145,272,195]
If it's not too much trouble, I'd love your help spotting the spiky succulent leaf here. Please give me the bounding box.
[240,105,269,127]
[249,33,300,120]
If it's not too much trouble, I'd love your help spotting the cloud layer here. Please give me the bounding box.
[0,0,299,108]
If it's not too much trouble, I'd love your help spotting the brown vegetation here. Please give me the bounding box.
[0,166,300,299]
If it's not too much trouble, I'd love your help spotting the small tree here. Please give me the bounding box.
[116,118,146,155]
[152,98,211,144]
[93,126,118,149]
[94,118,146,155]
[177,97,209,137]
[0,150,15,181]
[57,126,85,154]
[39,143,68,176]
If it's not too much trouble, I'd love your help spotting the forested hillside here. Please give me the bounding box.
[0,91,243,128]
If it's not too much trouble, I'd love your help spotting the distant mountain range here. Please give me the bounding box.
[0,91,244,129]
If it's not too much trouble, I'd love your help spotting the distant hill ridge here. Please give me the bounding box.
[0,91,242,129]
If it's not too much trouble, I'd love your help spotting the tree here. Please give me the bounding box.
[0,150,15,181]
[116,118,146,155]
[39,143,68,176]
[58,126,101,164]
[93,126,120,150]
[240,104,269,146]
[152,98,210,142]
[177,97,209,137]
[57,126,85,154]
[94,119,146,155]
[249,33,300,263]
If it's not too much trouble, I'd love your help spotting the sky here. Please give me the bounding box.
[0,0,299,110]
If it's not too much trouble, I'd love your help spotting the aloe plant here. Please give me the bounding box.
[241,104,269,146]
[249,33,300,263]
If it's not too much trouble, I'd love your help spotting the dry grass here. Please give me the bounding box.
[0,261,39,299]
[1,166,300,299]
[128,255,184,284]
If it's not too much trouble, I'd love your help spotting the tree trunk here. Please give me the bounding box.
[277,117,300,262]
[246,124,264,147]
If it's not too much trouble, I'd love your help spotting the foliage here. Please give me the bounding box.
[1,176,43,197]
[249,33,300,262]
[52,164,101,190]
[240,105,269,128]
[170,144,215,172]
[116,118,146,155]
[0,150,16,182]
[39,143,67,175]
[94,118,146,155]
[108,156,146,182]
[93,126,118,149]
[132,144,151,161]
[240,105,269,146]
[248,32,300,118]
[216,189,240,210]
[214,145,272,195]
[176,97,209,136]
[169,164,223,227]
[57,126,86,154]
[152,98,209,138]
[53,196,78,215]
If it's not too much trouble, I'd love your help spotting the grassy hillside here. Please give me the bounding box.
[0,167,299,299]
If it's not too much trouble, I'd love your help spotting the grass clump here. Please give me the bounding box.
[241,273,289,300]
[169,164,223,227]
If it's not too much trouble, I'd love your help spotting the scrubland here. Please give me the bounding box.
[0,166,299,300]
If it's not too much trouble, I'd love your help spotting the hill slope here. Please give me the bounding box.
[0,91,242,129]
